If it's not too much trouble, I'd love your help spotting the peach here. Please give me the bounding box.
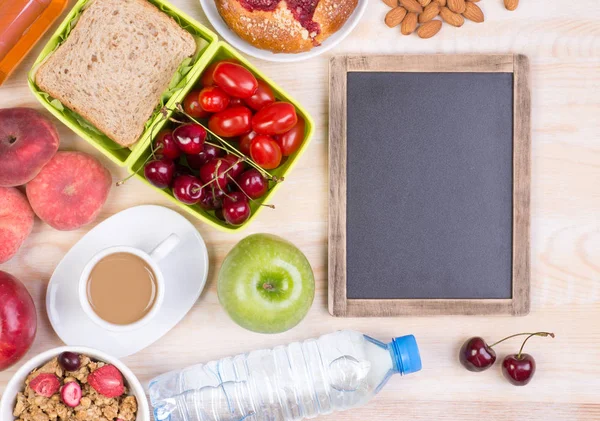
[0,108,59,187]
[26,152,112,231]
[0,187,35,263]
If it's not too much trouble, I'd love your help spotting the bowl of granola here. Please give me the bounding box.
[0,346,149,421]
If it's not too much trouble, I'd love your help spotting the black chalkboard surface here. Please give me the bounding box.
[328,55,531,316]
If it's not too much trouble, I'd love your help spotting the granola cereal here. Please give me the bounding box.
[12,354,138,421]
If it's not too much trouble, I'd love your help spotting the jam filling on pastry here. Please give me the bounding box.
[239,0,322,38]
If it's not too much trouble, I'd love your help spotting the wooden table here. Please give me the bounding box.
[1,1,599,420]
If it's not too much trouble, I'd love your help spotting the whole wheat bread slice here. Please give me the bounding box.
[35,0,196,147]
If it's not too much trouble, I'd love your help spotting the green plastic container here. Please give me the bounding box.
[129,42,314,232]
[28,1,314,232]
[28,0,218,167]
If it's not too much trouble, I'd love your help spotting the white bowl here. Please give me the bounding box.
[199,0,368,62]
[0,346,150,421]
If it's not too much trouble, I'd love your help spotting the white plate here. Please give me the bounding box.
[46,205,209,358]
[199,0,368,62]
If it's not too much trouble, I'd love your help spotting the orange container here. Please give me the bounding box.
[0,0,67,85]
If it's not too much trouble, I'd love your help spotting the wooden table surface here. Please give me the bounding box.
[1,1,599,420]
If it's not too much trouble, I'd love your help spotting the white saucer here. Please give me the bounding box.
[46,205,209,358]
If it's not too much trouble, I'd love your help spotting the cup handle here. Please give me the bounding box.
[149,233,180,262]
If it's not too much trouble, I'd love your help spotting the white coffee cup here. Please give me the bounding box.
[78,233,180,332]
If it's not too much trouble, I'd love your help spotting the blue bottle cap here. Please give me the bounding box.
[391,335,422,375]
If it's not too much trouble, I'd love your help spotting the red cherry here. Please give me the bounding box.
[144,158,174,189]
[198,186,226,211]
[502,354,536,386]
[154,130,181,160]
[459,337,496,372]
[186,143,224,170]
[236,169,268,199]
[199,158,229,189]
[223,154,245,179]
[172,124,206,155]
[172,175,204,205]
[222,191,250,225]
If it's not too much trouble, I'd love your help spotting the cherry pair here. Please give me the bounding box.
[459,331,554,386]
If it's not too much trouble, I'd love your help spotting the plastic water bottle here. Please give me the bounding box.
[148,330,421,421]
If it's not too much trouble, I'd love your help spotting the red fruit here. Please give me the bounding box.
[154,130,181,160]
[213,62,258,98]
[199,86,230,113]
[144,158,174,189]
[58,352,81,372]
[186,144,224,170]
[172,175,204,205]
[223,154,245,179]
[222,192,251,225]
[273,117,305,156]
[208,106,252,138]
[459,337,496,372]
[61,381,82,407]
[26,152,111,231]
[0,108,59,187]
[198,186,226,211]
[29,373,60,397]
[87,365,125,398]
[236,169,268,199]
[0,271,36,371]
[229,97,244,107]
[172,124,207,155]
[182,90,210,119]
[199,158,230,190]
[200,59,238,87]
[502,354,536,386]
[250,135,282,170]
[243,79,275,111]
[0,187,34,263]
[239,131,256,156]
[252,102,297,135]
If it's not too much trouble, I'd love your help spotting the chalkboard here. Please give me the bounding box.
[328,55,531,317]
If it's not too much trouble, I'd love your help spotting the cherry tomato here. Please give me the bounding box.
[229,97,244,107]
[243,79,275,111]
[239,131,256,156]
[199,86,230,113]
[274,117,305,156]
[182,90,210,118]
[208,106,252,138]
[213,62,258,99]
[200,59,238,86]
[252,102,297,135]
[249,135,282,170]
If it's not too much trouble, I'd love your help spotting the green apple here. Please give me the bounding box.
[218,233,315,334]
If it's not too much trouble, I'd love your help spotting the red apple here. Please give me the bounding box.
[26,152,112,231]
[0,271,37,371]
[0,108,59,187]
[0,187,35,263]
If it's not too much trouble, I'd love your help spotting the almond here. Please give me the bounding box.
[433,0,446,5]
[463,1,484,22]
[417,20,443,38]
[504,0,518,10]
[418,0,431,6]
[400,0,423,13]
[419,2,440,23]
[447,0,466,13]
[382,0,399,8]
[401,12,418,35]
[440,6,464,26]
[385,6,408,27]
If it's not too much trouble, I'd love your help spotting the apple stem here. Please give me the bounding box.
[263,283,274,291]
[489,332,555,348]
[516,332,555,359]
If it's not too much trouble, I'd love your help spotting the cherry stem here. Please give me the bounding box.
[227,174,275,209]
[517,332,555,359]
[488,331,555,348]
[171,104,275,181]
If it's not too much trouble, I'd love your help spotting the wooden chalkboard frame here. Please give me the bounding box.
[328,54,531,317]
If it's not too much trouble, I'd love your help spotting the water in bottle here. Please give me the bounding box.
[148,330,421,421]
